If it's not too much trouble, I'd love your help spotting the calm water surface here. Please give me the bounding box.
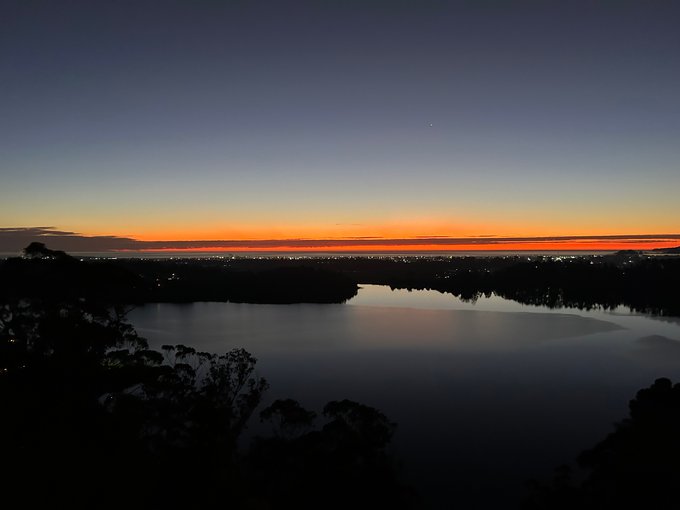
[129,285,680,508]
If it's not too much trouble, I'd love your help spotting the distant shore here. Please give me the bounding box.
[2,246,679,314]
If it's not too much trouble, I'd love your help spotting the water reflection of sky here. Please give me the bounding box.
[130,285,680,509]
[352,285,680,349]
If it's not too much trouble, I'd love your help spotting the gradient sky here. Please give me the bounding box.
[2,0,680,252]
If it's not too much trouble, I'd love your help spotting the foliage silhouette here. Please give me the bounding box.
[524,378,680,509]
[260,397,317,437]
[247,399,416,509]
[23,241,71,260]
[0,246,412,508]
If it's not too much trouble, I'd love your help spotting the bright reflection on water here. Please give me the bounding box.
[129,285,680,509]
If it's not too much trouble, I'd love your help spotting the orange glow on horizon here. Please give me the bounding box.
[113,220,680,246]
[122,216,604,243]
[133,240,680,253]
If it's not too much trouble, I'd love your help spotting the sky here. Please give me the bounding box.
[2,0,680,253]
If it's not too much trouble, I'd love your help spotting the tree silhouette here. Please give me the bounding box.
[0,288,271,505]
[248,398,416,509]
[23,241,70,259]
[260,398,317,438]
[525,378,680,509]
[0,245,410,508]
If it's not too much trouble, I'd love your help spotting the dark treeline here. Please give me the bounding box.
[364,255,680,317]
[296,252,679,317]
[133,251,680,317]
[217,251,680,317]
[3,243,678,316]
[0,242,359,304]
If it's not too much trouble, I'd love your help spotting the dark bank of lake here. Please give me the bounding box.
[129,285,680,509]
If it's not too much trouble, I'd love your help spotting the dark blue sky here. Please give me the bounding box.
[2,0,679,247]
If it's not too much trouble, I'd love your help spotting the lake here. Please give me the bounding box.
[129,285,680,508]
